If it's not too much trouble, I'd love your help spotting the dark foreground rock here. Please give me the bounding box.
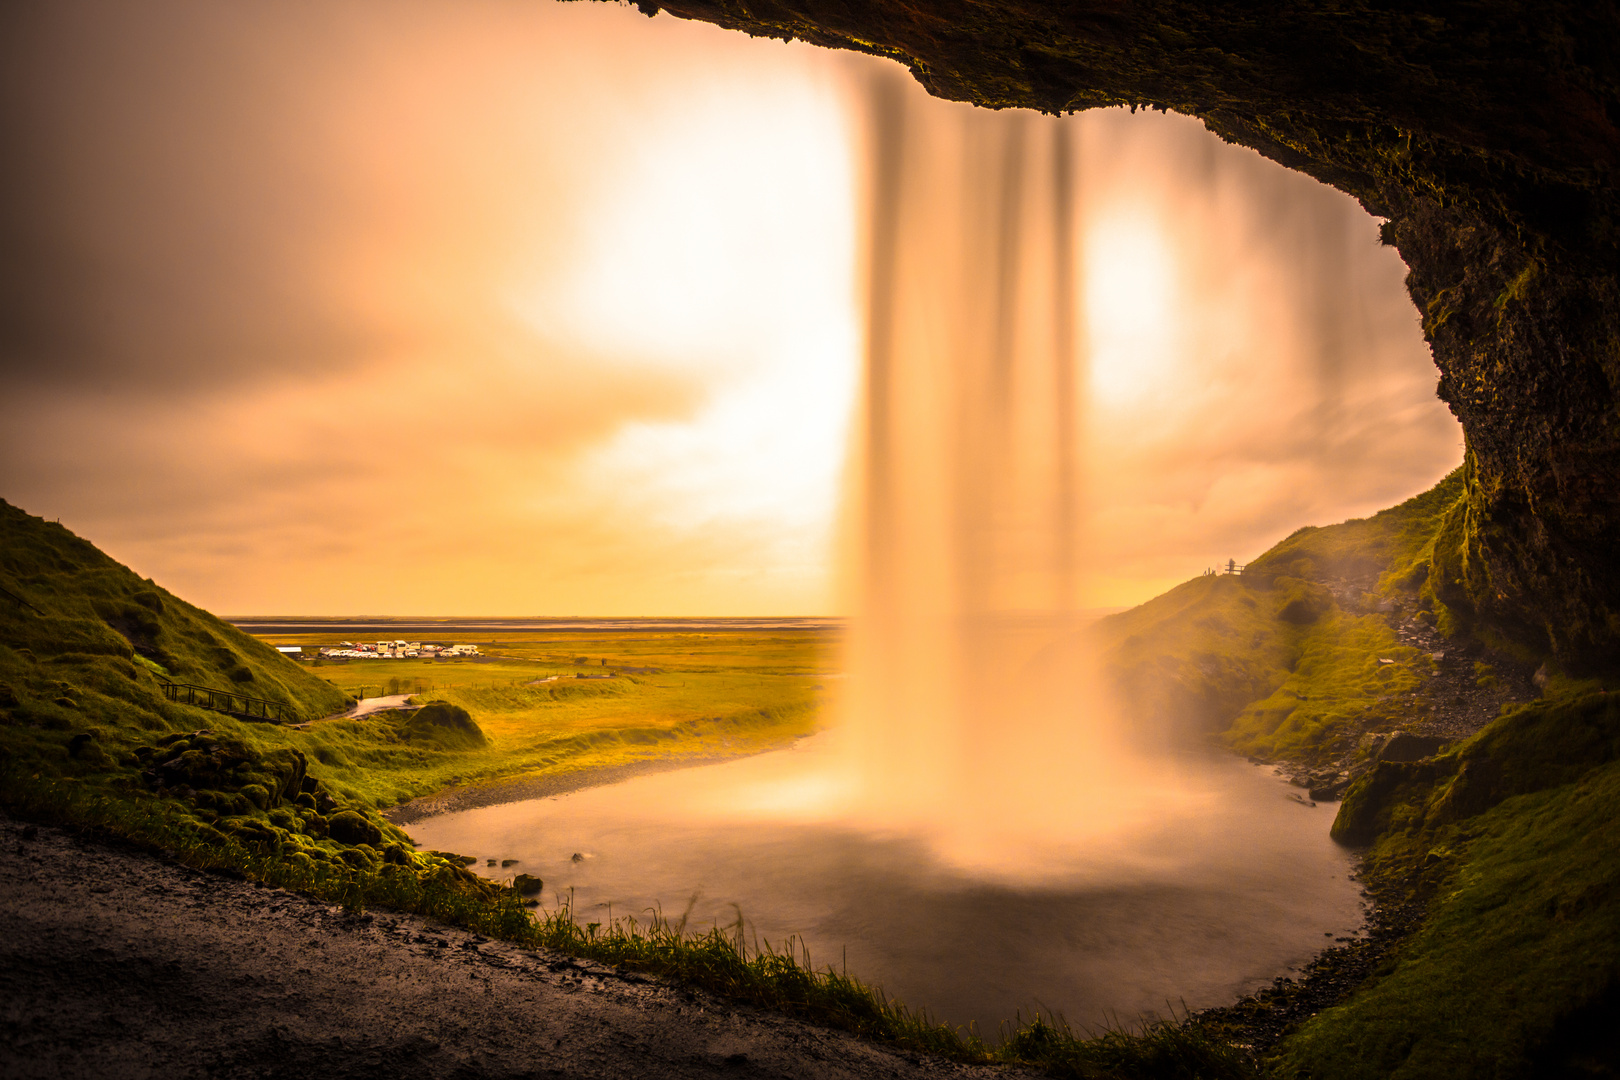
[0,817,1023,1080]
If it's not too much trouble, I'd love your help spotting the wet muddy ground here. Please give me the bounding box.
[0,817,1026,1080]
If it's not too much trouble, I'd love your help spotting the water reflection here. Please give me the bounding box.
[408,736,1363,1035]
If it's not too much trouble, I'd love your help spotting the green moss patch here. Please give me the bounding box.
[1224,610,1427,763]
[1277,692,1620,1078]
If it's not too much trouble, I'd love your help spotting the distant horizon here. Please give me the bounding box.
[225,610,1134,634]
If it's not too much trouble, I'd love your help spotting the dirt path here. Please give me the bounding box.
[298,694,418,729]
[0,817,1020,1080]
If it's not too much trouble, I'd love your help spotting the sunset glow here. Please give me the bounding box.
[0,0,1459,616]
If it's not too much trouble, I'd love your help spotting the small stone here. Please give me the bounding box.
[570,852,584,863]
[500,859,518,867]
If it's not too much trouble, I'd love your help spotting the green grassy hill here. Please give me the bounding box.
[0,499,525,926]
[1095,470,1465,764]
[1091,471,1620,1076]
[0,499,350,725]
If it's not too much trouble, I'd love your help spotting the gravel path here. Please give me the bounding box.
[0,817,1024,1080]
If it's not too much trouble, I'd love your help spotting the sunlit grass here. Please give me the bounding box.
[241,629,836,811]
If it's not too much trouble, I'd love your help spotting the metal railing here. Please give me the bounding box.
[159,680,297,724]
[0,584,45,615]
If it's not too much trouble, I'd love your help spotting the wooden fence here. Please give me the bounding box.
[159,680,297,724]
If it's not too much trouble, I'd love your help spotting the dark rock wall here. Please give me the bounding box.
[645,0,1620,670]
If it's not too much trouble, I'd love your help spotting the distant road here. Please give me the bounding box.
[227,616,845,635]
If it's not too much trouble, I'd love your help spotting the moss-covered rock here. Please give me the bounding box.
[137,733,308,810]
[1283,691,1620,1077]
[1334,691,1620,847]
[327,809,383,847]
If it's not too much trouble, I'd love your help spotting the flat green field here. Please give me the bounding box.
[247,629,841,808]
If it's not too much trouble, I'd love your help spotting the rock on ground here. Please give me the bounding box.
[0,817,1023,1080]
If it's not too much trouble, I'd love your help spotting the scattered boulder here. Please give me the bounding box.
[1309,775,1353,802]
[1378,733,1451,763]
[513,873,543,897]
[570,852,584,863]
[327,809,382,847]
[500,859,518,867]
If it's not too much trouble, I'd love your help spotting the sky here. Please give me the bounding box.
[0,0,1463,616]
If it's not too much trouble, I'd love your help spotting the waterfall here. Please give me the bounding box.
[843,71,1156,856]
[836,64,1452,871]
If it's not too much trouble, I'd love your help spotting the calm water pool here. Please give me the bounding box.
[408,738,1364,1035]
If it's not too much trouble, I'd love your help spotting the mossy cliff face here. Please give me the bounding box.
[646,0,1620,671]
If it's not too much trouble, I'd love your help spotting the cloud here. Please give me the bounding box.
[0,1,1458,617]
[0,0,861,615]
